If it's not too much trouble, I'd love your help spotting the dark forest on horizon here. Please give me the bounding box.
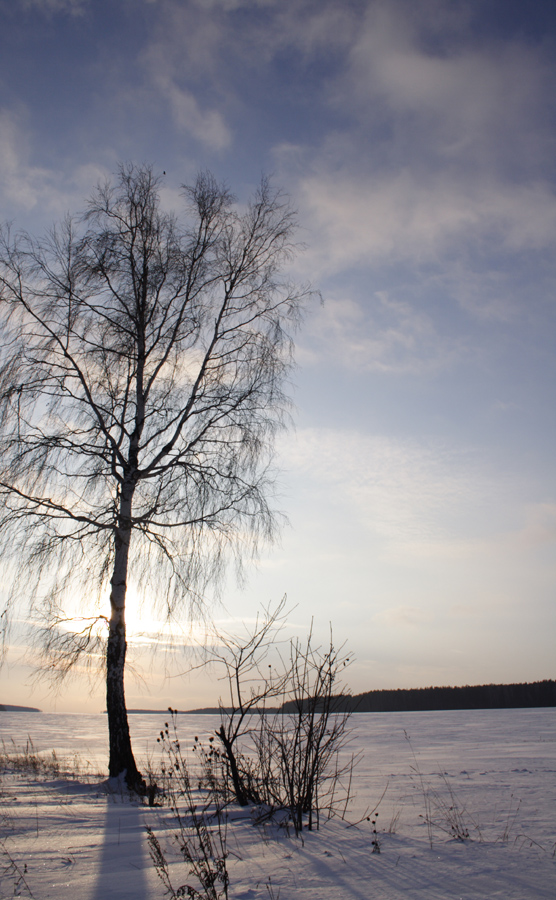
[279,679,556,714]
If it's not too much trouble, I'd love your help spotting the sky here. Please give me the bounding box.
[0,0,555,713]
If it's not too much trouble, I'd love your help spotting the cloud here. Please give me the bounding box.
[279,0,556,279]
[0,107,109,224]
[0,108,53,212]
[300,290,461,375]
[373,604,432,627]
[142,5,234,150]
[140,0,356,149]
[7,0,87,14]
[279,426,556,568]
[180,0,357,62]
[280,426,482,547]
[0,107,76,216]
[151,74,232,151]
[260,0,357,60]
[513,502,556,551]
[342,0,552,167]
[297,166,556,275]
[188,0,269,11]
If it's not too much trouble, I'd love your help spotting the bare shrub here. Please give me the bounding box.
[201,600,358,834]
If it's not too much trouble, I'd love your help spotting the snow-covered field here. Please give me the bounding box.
[1,707,554,899]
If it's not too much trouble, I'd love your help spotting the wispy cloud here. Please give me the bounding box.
[279,425,556,563]
[139,0,357,152]
[340,0,552,170]
[6,0,87,13]
[148,71,232,151]
[373,604,433,627]
[0,107,108,221]
[278,0,556,289]
[280,426,484,547]
[299,170,556,273]
[299,290,461,374]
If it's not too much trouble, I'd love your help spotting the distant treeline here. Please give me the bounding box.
[0,704,41,712]
[279,680,556,713]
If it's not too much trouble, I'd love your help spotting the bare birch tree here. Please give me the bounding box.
[0,164,307,790]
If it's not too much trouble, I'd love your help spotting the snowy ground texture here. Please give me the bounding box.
[1,707,555,899]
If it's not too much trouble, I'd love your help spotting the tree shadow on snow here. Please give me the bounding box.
[91,795,150,900]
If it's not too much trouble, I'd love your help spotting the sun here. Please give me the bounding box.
[122,586,206,650]
[123,586,165,642]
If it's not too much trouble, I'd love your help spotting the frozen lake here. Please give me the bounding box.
[2,706,555,826]
[1,706,555,898]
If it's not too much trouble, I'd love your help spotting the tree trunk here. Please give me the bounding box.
[217,725,250,806]
[106,489,145,793]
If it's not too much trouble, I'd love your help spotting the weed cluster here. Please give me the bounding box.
[369,813,380,853]
[0,737,94,781]
[0,738,61,779]
[404,731,481,846]
[0,765,35,897]
[147,714,229,900]
[0,842,35,900]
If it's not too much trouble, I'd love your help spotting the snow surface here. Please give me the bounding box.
[1,708,555,899]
